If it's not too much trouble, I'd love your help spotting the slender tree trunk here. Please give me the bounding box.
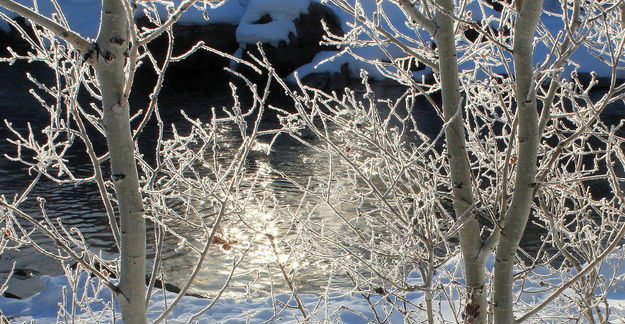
[433,1,487,323]
[96,1,147,323]
[493,1,543,323]
[0,0,147,321]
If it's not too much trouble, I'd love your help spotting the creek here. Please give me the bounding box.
[0,62,622,301]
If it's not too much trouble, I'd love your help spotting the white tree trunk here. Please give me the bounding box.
[0,0,147,321]
[493,1,543,323]
[95,1,147,322]
[433,1,487,323]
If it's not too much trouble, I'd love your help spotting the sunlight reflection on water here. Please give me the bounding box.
[0,70,440,299]
[155,122,352,298]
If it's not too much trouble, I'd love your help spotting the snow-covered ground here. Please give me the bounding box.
[1,273,405,323]
[3,250,625,322]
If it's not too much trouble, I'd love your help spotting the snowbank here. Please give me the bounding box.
[236,0,309,46]
[291,0,624,82]
[0,0,310,44]
[4,248,625,323]
[0,273,410,323]
[1,0,620,82]
[289,0,433,83]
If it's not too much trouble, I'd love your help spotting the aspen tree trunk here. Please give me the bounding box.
[96,1,147,322]
[0,0,147,321]
[433,1,487,323]
[493,1,543,323]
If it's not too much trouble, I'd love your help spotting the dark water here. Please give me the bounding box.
[0,63,442,299]
[1,62,623,300]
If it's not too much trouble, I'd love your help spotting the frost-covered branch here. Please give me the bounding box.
[0,0,90,53]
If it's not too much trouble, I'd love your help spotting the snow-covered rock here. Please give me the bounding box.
[236,0,310,46]
[239,2,343,78]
